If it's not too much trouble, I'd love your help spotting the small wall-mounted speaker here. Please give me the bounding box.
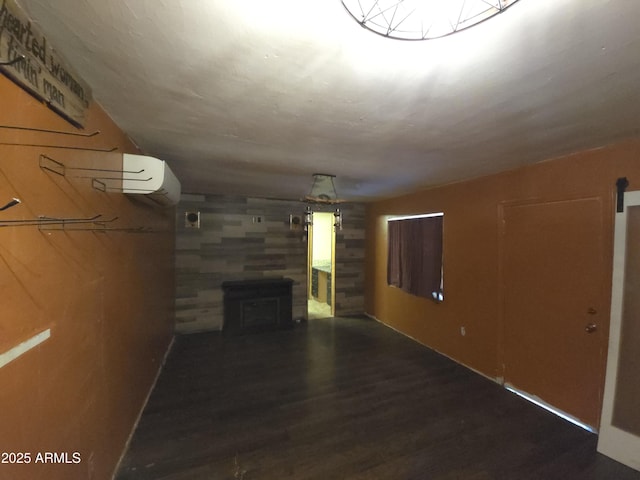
[185,211,201,228]
[289,214,302,231]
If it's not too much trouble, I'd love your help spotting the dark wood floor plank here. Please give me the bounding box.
[116,317,640,480]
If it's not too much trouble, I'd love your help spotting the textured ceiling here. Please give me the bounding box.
[15,0,640,201]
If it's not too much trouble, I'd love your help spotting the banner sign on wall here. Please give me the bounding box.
[0,0,92,127]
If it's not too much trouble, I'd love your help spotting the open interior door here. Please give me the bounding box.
[598,190,640,471]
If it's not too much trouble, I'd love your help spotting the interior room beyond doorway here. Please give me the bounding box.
[308,212,335,320]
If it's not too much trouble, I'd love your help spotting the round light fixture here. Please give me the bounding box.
[341,0,521,41]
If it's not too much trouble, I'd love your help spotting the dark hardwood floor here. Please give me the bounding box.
[116,316,640,480]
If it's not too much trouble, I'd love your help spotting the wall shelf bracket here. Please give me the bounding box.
[0,142,116,152]
[40,154,144,179]
[0,214,116,229]
[0,124,99,137]
[37,215,119,231]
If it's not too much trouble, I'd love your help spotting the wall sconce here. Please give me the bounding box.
[334,208,343,231]
[304,206,313,231]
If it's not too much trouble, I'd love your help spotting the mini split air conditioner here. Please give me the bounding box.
[122,154,181,207]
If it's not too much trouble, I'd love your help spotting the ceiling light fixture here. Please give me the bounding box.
[304,173,345,205]
[341,0,521,41]
[303,174,345,231]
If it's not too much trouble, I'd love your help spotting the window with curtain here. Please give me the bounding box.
[387,213,444,301]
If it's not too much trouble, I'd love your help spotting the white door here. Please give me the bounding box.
[598,190,640,471]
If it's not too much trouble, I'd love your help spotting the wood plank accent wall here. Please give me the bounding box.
[334,202,366,316]
[175,194,365,333]
[0,74,175,480]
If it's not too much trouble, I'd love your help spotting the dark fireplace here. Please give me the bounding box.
[221,278,294,335]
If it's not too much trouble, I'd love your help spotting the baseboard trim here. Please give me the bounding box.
[363,312,500,385]
[363,313,598,433]
[111,335,175,479]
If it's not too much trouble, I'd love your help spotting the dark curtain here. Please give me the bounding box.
[387,216,443,300]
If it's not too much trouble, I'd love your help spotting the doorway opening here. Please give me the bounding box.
[598,190,640,471]
[307,212,336,320]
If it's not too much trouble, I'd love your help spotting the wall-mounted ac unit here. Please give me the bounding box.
[122,154,181,207]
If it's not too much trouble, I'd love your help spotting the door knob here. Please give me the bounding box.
[585,323,597,333]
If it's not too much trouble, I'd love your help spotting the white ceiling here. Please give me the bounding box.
[16,0,640,201]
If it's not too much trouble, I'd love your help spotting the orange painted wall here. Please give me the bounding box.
[365,138,640,405]
[0,75,175,479]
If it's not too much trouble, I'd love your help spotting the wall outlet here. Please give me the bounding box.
[252,216,263,223]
